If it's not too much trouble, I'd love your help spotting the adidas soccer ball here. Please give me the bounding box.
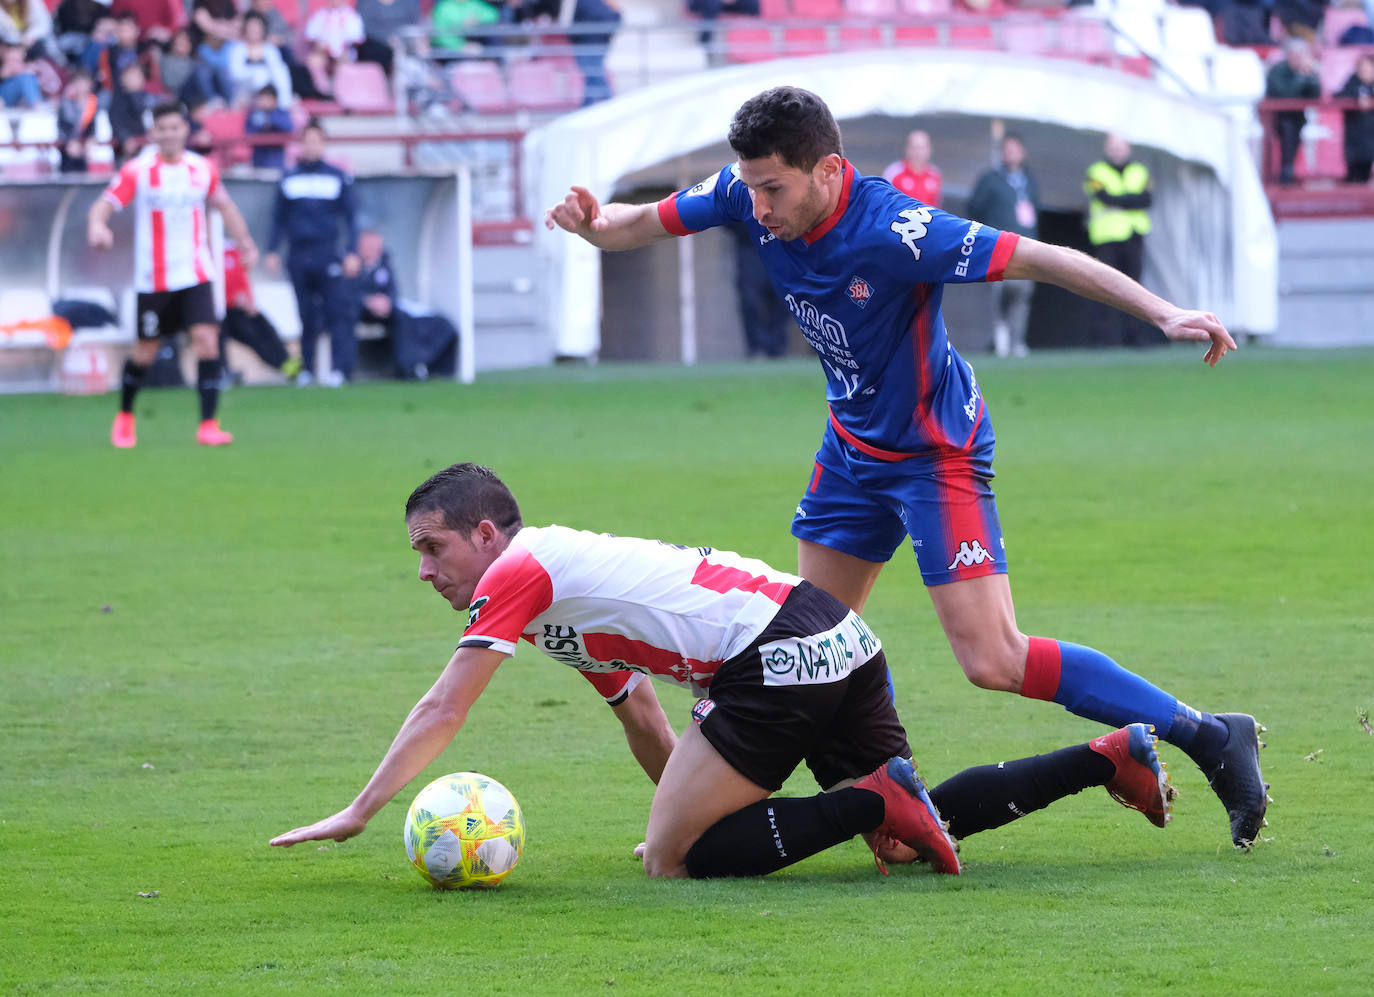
[404,772,525,889]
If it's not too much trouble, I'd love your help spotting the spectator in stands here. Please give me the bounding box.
[158,27,198,100]
[882,129,942,207]
[1337,53,1374,183]
[265,120,362,388]
[55,0,105,63]
[430,0,499,52]
[0,41,41,106]
[572,0,620,105]
[966,132,1040,357]
[306,0,365,65]
[1219,0,1276,47]
[56,69,98,172]
[0,0,55,62]
[227,11,292,107]
[1084,133,1156,348]
[185,96,215,155]
[94,13,142,92]
[189,0,240,103]
[1265,37,1321,185]
[248,0,292,49]
[685,0,759,53]
[111,0,184,46]
[356,0,419,77]
[108,59,153,163]
[1275,0,1328,43]
[245,84,293,171]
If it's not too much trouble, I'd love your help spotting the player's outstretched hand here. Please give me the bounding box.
[544,186,608,236]
[1159,307,1237,367]
[270,809,366,847]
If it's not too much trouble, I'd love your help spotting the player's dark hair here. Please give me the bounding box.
[406,463,523,538]
[728,86,843,171]
[151,100,186,122]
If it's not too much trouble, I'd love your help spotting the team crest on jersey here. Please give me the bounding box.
[466,595,489,630]
[847,276,873,309]
[691,699,716,725]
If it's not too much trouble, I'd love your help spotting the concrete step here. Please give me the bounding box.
[1278,251,1374,293]
[1277,217,1374,254]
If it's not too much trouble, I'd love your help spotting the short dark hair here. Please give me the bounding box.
[301,117,326,138]
[405,463,523,538]
[727,86,843,171]
[1002,132,1025,147]
[243,10,267,30]
[257,83,279,99]
[151,100,186,122]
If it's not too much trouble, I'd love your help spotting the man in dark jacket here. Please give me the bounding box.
[1266,38,1322,184]
[351,229,458,379]
[1336,53,1374,183]
[264,120,360,386]
[966,132,1040,357]
[1083,133,1157,347]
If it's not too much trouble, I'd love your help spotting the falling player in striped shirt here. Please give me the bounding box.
[271,463,1176,879]
[88,101,260,449]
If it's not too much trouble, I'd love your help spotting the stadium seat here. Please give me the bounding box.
[201,108,249,165]
[949,22,996,49]
[790,0,844,17]
[1323,7,1370,47]
[1057,14,1111,57]
[449,60,514,114]
[782,26,831,56]
[838,24,886,50]
[898,0,952,14]
[760,0,791,17]
[893,24,940,46]
[1160,6,1217,56]
[725,27,777,63]
[334,61,395,113]
[507,59,583,111]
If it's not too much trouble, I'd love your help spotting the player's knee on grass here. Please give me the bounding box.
[639,834,691,879]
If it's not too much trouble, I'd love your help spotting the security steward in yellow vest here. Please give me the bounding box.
[1084,134,1154,346]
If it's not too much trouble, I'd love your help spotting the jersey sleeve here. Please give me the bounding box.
[101,160,139,210]
[457,545,554,656]
[205,160,221,199]
[882,197,1019,285]
[656,163,751,236]
[582,669,644,707]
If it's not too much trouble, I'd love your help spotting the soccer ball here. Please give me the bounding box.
[403,772,525,889]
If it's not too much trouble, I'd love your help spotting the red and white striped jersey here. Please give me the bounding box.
[459,526,800,699]
[101,148,219,294]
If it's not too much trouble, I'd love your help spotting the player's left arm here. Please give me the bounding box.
[609,677,677,785]
[1002,236,1236,366]
[268,645,506,847]
[207,185,259,270]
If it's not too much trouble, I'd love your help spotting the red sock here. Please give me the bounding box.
[1020,636,1062,702]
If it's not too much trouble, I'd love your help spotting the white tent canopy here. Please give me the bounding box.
[525,51,1277,358]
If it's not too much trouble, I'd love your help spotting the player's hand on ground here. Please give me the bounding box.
[87,222,114,250]
[269,809,366,847]
[544,186,607,236]
[1159,307,1237,367]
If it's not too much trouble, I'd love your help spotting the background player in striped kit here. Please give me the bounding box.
[270,463,1175,880]
[88,101,259,448]
[544,86,1268,850]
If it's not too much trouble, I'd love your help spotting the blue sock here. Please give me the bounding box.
[1023,637,1228,762]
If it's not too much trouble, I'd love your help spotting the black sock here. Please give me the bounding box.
[684,788,884,879]
[1164,706,1230,770]
[119,359,149,414]
[197,359,221,422]
[928,745,1115,840]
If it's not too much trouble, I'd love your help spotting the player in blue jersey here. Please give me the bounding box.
[545,86,1270,850]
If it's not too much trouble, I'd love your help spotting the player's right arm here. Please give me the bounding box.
[268,645,506,847]
[543,185,671,251]
[88,159,137,249]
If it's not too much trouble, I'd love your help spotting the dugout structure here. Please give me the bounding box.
[527,51,1278,362]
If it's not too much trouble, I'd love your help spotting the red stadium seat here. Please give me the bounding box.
[893,24,940,46]
[1118,55,1153,78]
[759,0,791,17]
[1320,46,1366,96]
[508,58,583,111]
[334,61,394,113]
[725,27,778,63]
[449,60,514,114]
[790,0,844,17]
[838,24,885,49]
[783,26,831,56]
[949,22,996,48]
[1057,15,1111,57]
[201,108,249,165]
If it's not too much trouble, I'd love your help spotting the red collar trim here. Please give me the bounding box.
[801,159,854,246]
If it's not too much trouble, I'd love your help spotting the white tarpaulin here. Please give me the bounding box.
[525,50,1277,358]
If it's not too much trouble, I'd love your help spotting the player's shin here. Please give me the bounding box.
[197,358,222,422]
[683,790,883,878]
[1020,636,1228,762]
[120,358,149,414]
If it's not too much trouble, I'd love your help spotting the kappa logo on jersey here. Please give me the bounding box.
[691,698,716,725]
[947,540,995,570]
[847,276,873,309]
[466,595,489,630]
[890,206,933,263]
[759,231,776,246]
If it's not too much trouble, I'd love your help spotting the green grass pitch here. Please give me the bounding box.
[2,348,1372,994]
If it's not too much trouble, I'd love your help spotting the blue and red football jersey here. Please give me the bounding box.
[657,160,1019,460]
